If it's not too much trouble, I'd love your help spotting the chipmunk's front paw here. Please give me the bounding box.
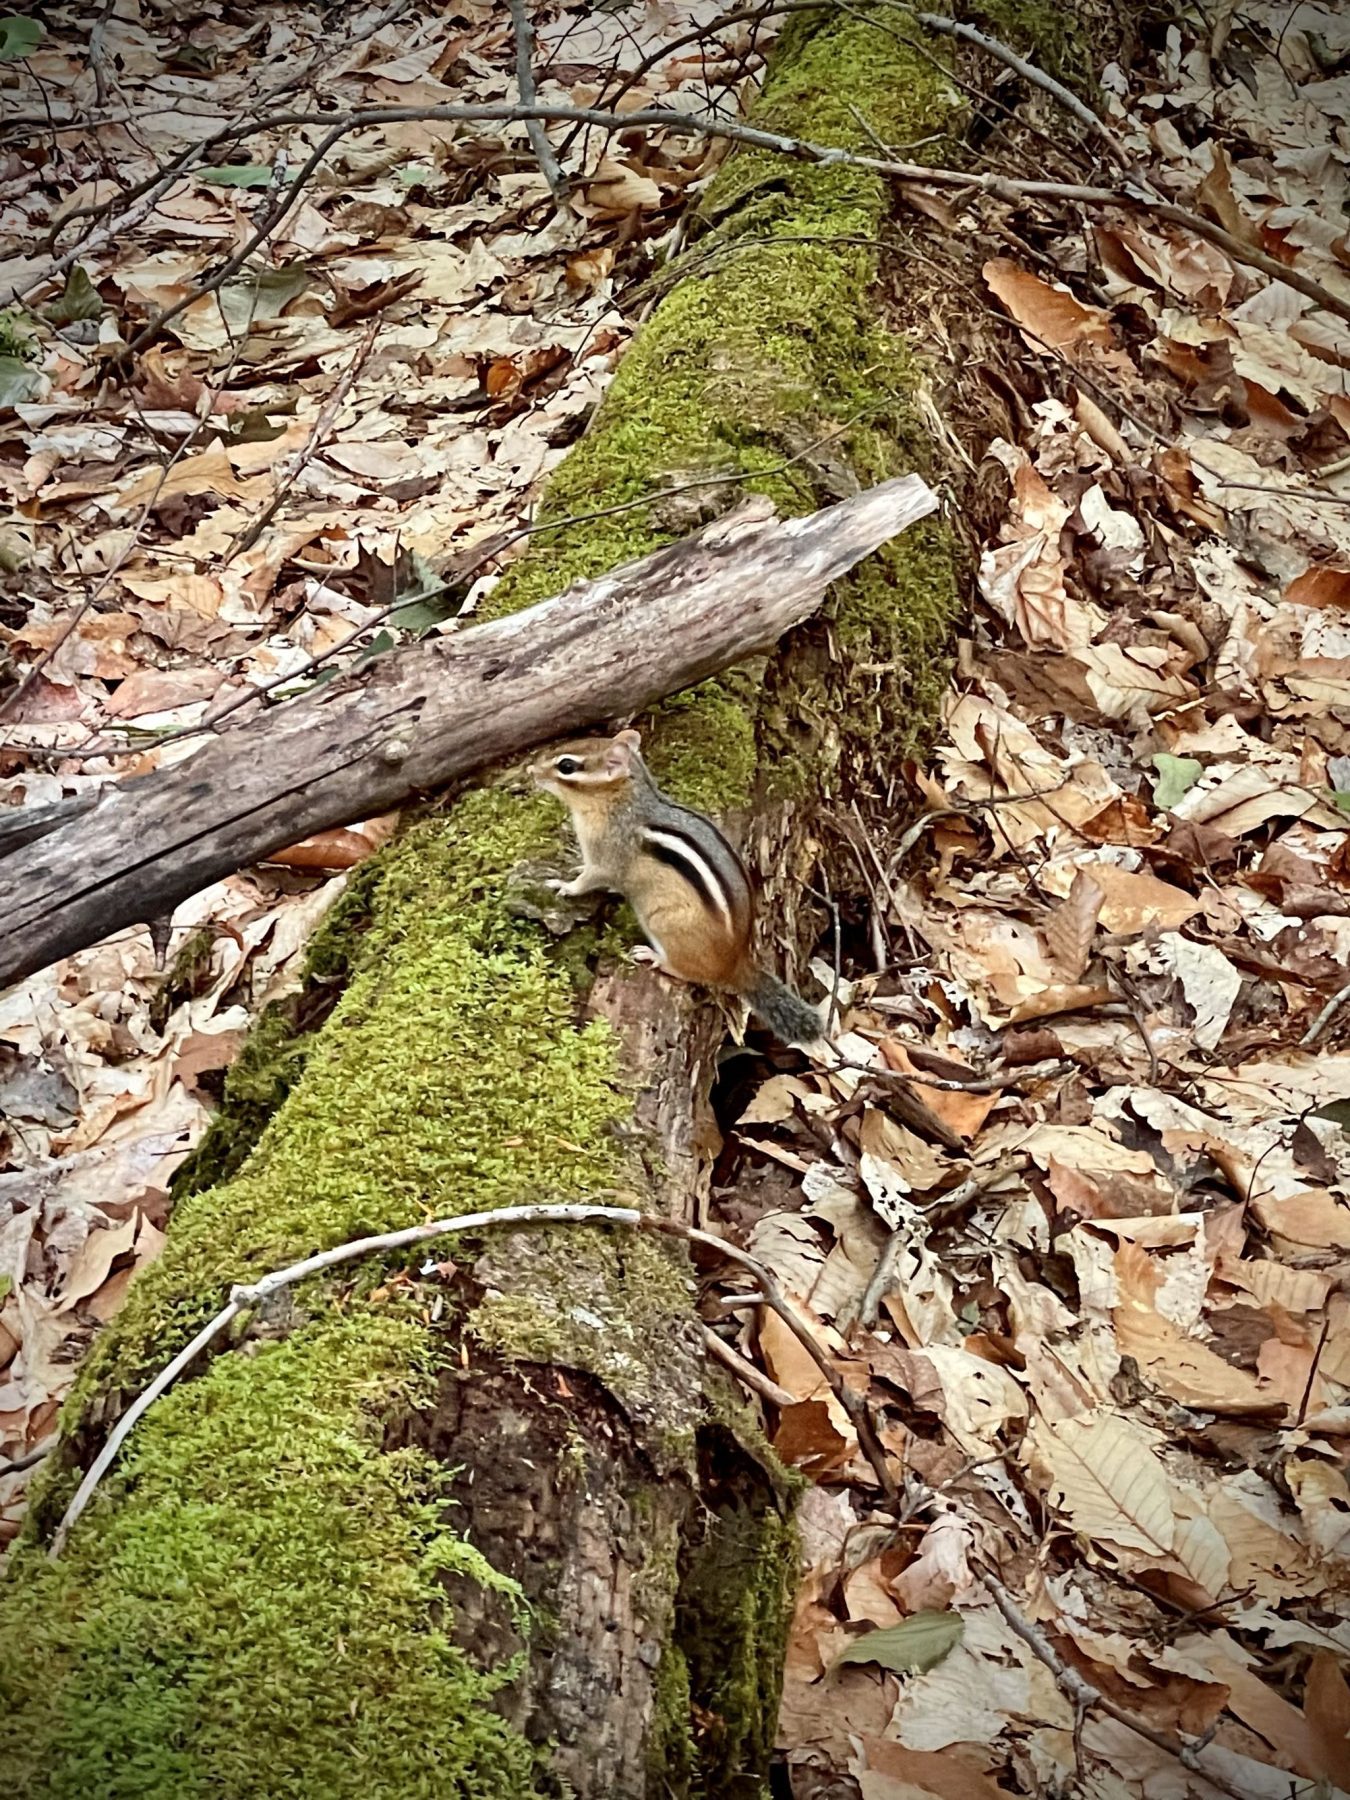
[546,876,586,897]
[629,945,662,968]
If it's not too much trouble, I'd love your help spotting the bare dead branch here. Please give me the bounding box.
[0,476,937,987]
[49,1193,903,1562]
[911,10,1130,164]
[979,1567,1252,1800]
[507,0,568,201]
[223,317,379,563]
[30,414,871,767]
[78,91,1347,358]
[703,1325,798,1407]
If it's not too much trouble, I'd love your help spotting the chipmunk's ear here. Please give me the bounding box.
[605,729,641,773]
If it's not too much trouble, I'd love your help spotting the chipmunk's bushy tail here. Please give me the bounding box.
[739,968,827,1049]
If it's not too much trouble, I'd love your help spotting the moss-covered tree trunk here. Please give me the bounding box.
[1,15,977,1797]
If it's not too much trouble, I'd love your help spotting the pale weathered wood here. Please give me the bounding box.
[0,476,936,988]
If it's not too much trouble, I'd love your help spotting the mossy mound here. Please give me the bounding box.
[2,1315,541,1800]
[0,11,1003,1795]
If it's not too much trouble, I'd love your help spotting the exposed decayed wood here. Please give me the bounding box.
[0,476,935,990]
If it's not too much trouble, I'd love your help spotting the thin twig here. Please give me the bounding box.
[120,118,357,358]
[836,1056,1066,1094]
[704,1325,797,1407]
[1295,1313,1331,1426]
[507,0,568,202]
[980,1567,1252,1800]
[847,1155,1030,1332]
[1301,978,1350,1048]
[265,104,1350,334]
[886,781,1074,876]
[50,1294,245,1559]
[50,1201,904,1557]
[224,317,380,563]
[1108,962,1162,1086]
[50,1202,645,1556]
[0,1441,54,1477]
[666,1220,899,1503]
[911,11,1130,165]
[559,0,788,163]
[86,0,118,112]
[95,95,1350,355]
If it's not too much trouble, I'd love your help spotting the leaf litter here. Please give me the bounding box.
[1,2,1349,1794]
[697,6,1350,1796]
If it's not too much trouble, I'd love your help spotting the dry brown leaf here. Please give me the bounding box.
[1112,1242,1277,1416]
[105,665,224,720]
[889,1513,977,1613]
[1249,1189,1350,1251]
[853,1737,1015,1800]
[565,246,615,291]
[1284,565,1350,610]
[1043,870,1104,980]
[1208,1476,1318,1601]
[1174,1640,1321,1777]
[737,1073,811,1126]
[1026,1411,1177,1560]
[1194,141,1261,247]
[117,441,268,512]
[1069,642,1195,725]
[1007,980,1113,1023]
[53,1214,137,1315]
[983,258,1117,353]
[173,1028,245,1094]
[841,1557,904,1629]
[771,1398,852,1479]
[266,814,399,871]
[1217,1257,1333,1315]
[1286,1459,1350,1559]
[878,1044,997,1141]
[1021,1125,1156,1176]
[858,1109,954,1220]
[916,1344,1028,1455]
[584,156,663,217]
[1174,761,1343,837]
[1054,861,1200,935]
[1306,1653,1350,1792]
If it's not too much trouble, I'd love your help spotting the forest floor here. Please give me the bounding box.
[2,4,1350,1798]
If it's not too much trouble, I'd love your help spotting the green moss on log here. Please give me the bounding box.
[491,10,963,810]
[68,792,645,1406]
[1,1315,542,1800]
[966,0,1096,87]
[678,1500,798,1798]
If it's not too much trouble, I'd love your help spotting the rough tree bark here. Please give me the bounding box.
[0,12,1014,1798]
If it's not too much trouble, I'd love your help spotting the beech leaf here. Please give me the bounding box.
[42,265,103,325]
[199,163,275,188]
[1151,753,1203,810]
[830,1611,964,1676]
[0,14,41,59]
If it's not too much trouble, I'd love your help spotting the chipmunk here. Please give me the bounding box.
[531,729,825,1049]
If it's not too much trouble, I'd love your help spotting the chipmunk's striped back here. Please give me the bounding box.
[531,727,824,1047]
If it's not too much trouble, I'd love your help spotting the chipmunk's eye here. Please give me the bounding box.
[555,756,582,776]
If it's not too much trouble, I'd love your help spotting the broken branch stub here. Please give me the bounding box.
[0,475,937,987]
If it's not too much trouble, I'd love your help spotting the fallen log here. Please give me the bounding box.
[0,475,935,989]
